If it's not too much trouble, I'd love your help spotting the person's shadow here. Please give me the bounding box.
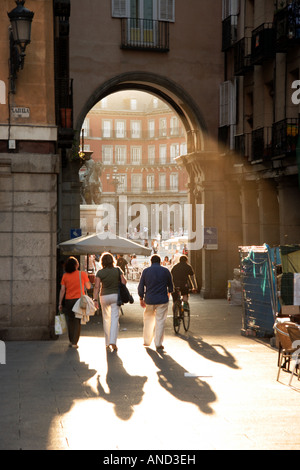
[146,348,216,415]
[180,334,239,370]
[96,351,147,420]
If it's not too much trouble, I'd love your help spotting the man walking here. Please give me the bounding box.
[138,254,174,351]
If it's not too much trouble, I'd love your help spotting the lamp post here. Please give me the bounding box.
[7,0,34,94]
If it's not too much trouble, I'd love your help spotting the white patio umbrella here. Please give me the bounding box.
[58,232,152,256]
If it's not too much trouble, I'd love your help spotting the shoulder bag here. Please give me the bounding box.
[79,271,88,309]
[117,268,134,306]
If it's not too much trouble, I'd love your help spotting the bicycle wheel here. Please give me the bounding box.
[173,303,181,334]
[183,302,190,331]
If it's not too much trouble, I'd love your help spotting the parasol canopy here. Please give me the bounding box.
[58,232,152,256]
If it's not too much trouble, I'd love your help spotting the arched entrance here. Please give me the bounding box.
[75,72,207,155]
[60,72,236,299]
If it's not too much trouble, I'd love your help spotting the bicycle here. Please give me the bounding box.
[172,287,190,334]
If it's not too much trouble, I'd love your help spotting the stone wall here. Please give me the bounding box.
[0,153,59,340]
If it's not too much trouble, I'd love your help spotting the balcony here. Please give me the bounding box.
[251,23,276,65]
[121,18,169,52]
[235,133,252,160]
[251,127,273,162]
[222,15,237,51]
[234,37,253,75]
[273,118,299,157]
[274,1,300,52]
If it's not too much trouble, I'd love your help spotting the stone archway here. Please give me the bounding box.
[75,72,207,154]
[67,72,236,298]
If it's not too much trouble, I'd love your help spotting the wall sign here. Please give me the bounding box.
[11,107,30,118]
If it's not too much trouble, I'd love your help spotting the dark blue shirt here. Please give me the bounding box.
[138,263,174,305]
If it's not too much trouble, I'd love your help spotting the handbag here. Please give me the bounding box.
[55,313,67,335]
[117,269,134,306]
[79,271,87,309]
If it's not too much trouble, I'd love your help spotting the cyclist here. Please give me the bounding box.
[171,255,197,309]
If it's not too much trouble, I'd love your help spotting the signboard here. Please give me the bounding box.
[70,229,82,239]
[11,107,30,118]
[204,227,218,250]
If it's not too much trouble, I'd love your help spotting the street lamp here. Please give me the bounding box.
[7,0,34,94]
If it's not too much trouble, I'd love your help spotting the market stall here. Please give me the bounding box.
[239,244,279,338]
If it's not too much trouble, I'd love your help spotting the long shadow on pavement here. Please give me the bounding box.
[179,334,240,370]
[96,350,148,421]
[146,348,216,415]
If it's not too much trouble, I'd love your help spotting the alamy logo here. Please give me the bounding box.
[0,341,6,365]
[291,80,300,105]
[92,197,204,250]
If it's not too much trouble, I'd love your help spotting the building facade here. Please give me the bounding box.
[0,0,59,340]
[79,91,188,240]
[1,0,299,340]
[220,0,300,247]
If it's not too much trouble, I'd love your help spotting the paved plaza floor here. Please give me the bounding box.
[0,282,299,452]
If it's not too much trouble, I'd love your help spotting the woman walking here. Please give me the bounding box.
[93,252,127,352]
[58,256,91,348]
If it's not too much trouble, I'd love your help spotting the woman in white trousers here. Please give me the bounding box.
[93,252,127,352]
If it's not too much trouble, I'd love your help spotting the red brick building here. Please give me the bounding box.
[80,90,188,238]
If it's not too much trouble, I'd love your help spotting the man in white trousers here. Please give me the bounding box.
[138,254,174,351]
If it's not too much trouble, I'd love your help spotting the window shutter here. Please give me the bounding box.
[220,81,230,127]
[112,0,128,18]
[219,80,236,127]
[159,0,175,22]
[222,0,239,20]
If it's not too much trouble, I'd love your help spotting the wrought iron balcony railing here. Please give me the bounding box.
[251,127,273,161]
[273,118,299,157]
[222,15,238,51]
[120,18,169,51]
[234,37,253,75]
[274,1,300,51]
[235,133,252,160]
[251,23,276,64]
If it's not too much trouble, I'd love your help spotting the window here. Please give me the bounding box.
[159,0,175,22]
[159,117,167,136]
[130,98,137,110]
[170,143,180,162]
[101,97,108,108]
[102,146,113,165]
[131,120,141,138]
[159,173,166,190]
[159,144,167,163]
[112,0,175,22]
[115,146,127,164]
[103,119,112,138]
[180,142,187,155]
[131,173,142,192]
[147,174,155,192]
[170,116,179,135]
[116,120,126,138]
[131,146,142,164]
[115,174,127,193]
[81,118,90,137]
[170,173,178,191]
[148,119,155,138]
[222,0,239,20]
[148,145,155,164]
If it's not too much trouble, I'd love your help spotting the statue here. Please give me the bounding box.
[80,159,103,204]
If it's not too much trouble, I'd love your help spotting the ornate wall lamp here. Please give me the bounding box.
[7,0,34,94]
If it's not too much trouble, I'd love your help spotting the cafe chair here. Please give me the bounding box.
[287,325,300,387]
[275,321,298,382]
